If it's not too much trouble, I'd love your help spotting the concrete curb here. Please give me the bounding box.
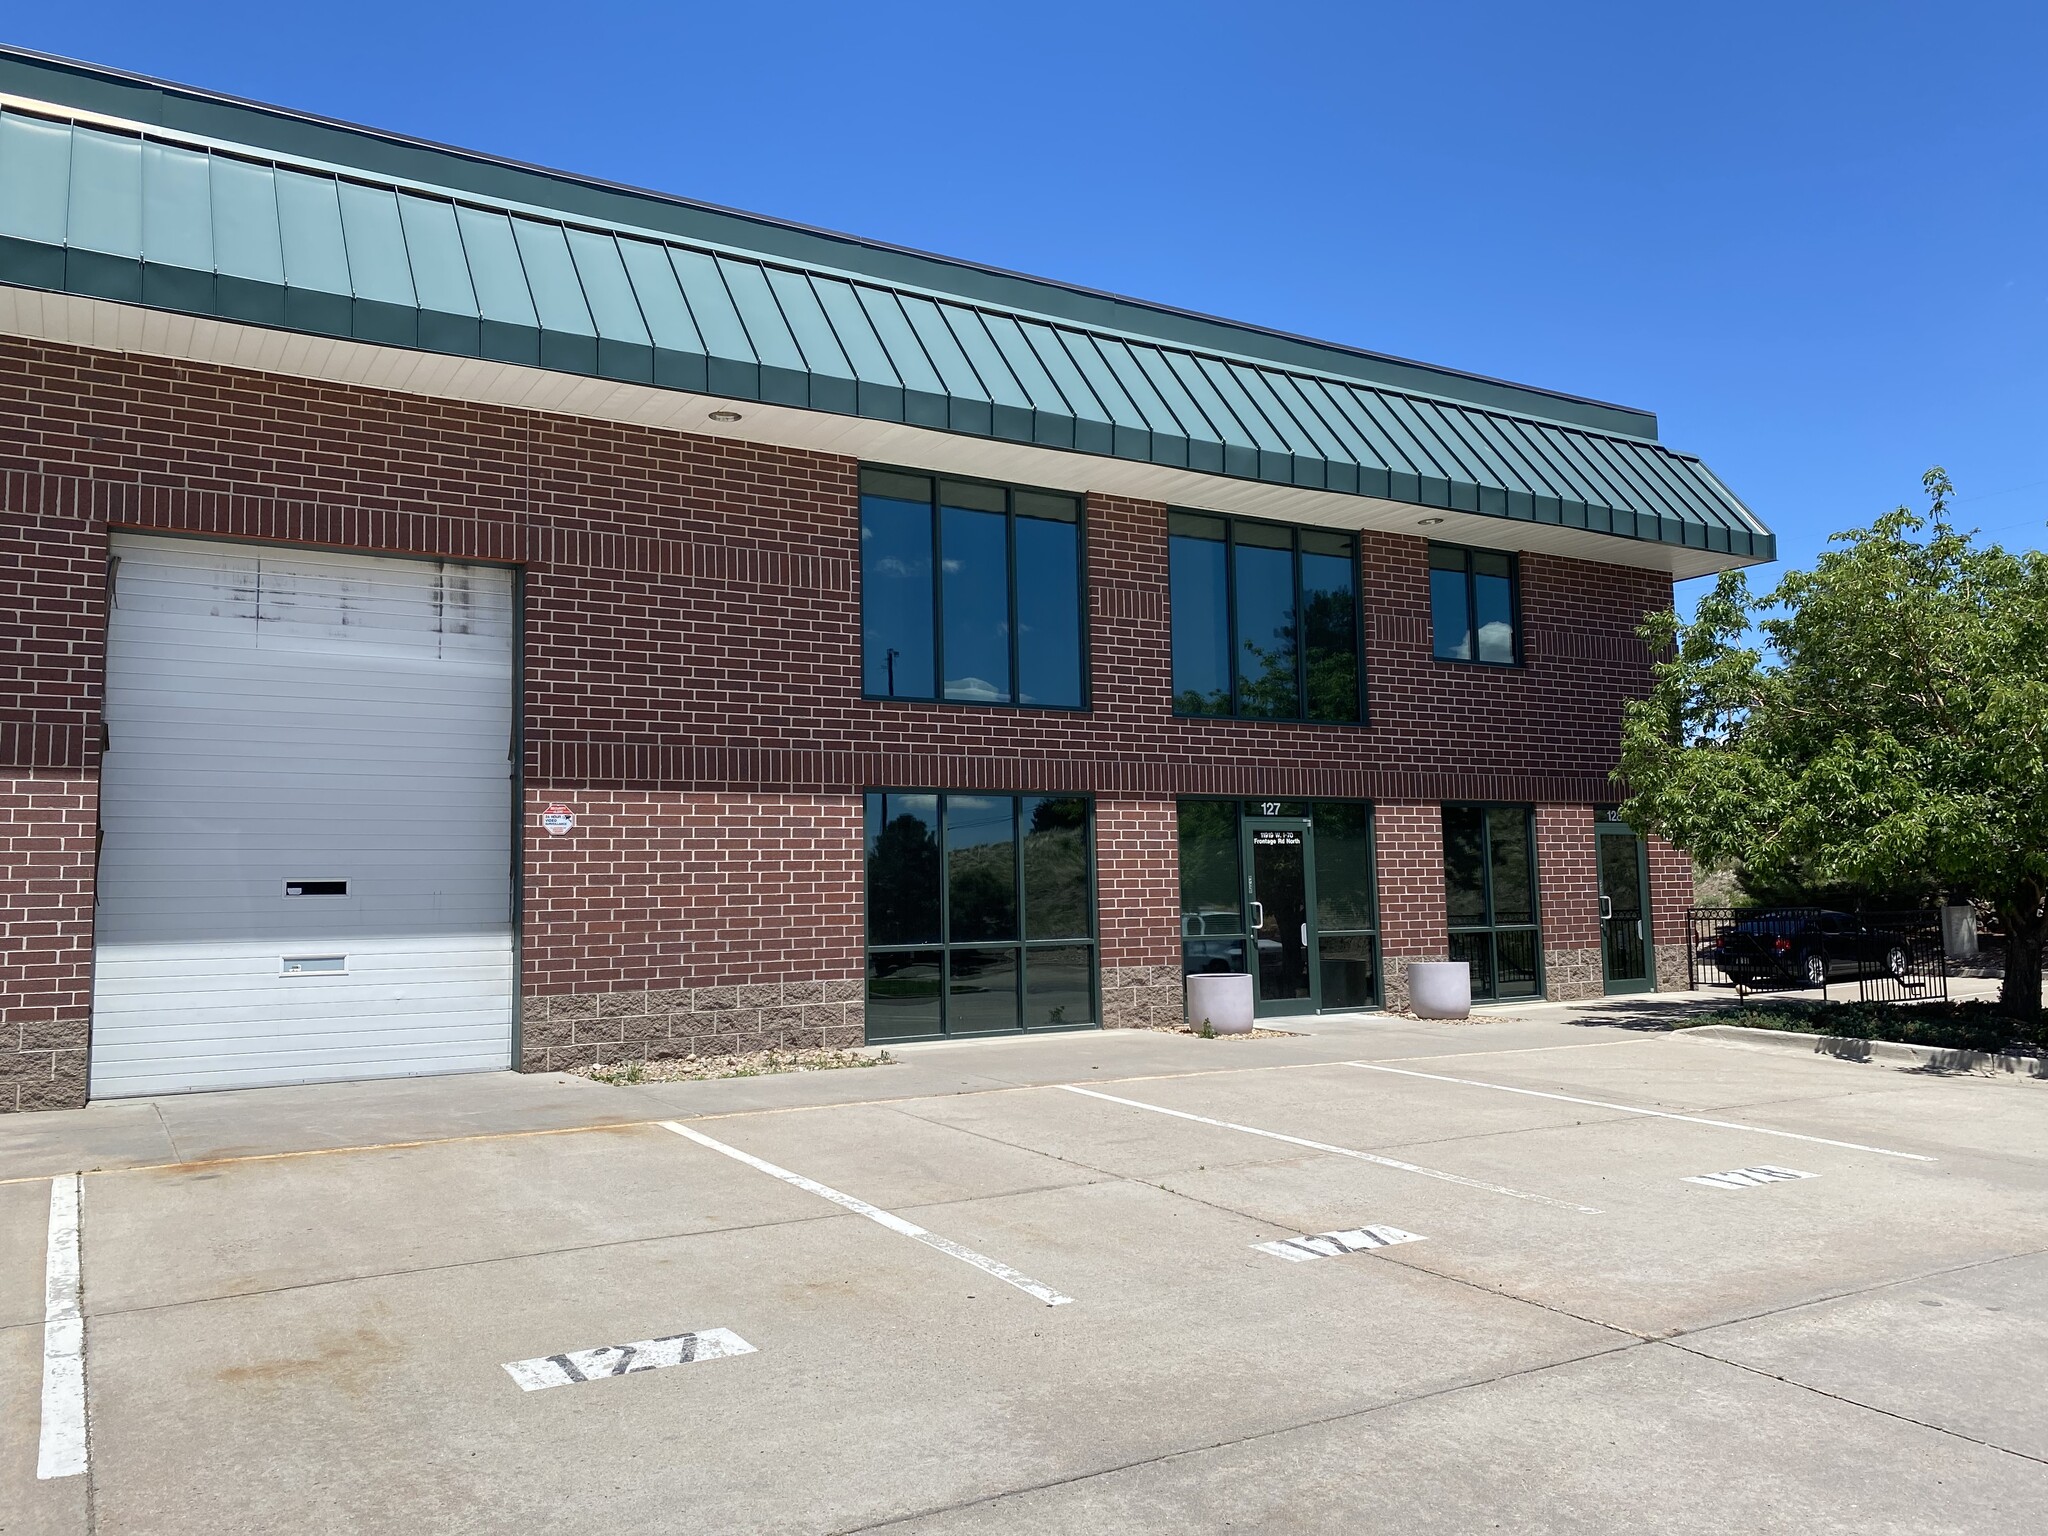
[1679,1023,2047,1080]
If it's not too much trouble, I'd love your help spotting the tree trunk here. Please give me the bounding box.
[1995,902,2045,1023]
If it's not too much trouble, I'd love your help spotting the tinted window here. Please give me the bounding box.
[1472,551,1516,665]
[940,498,1011,703]
[864,792,1097,1040]
[1312,800,1375,931]
[866,794,940,944]
[1024,945,1092,1027]
[1442,805,1489,926]
[948,948,1018,1034]
[947,794,1017,941]
[1014,504,1082,707]
[1429,544,1471,661]
[867,950,942,1041]
[861,479,935,698]
[1443,804,1541,1001]
[1169,514,1361,723]
[1318,933,1378,1011]
[860,468,1087,707]
[1169,514,1231,715]
[1233,522,1299,718]
[1300,530,1359,722]
[1431,544,1518,665]
[1487,808,1535,925]
[1023,796,1090,939]
[1177,800,1242,933]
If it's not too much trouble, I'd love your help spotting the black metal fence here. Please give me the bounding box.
[1687,907,1949,1003]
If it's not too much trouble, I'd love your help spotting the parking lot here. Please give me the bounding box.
[5,1007,2046,1535]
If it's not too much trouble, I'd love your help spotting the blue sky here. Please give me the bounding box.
[10,2,2043,606]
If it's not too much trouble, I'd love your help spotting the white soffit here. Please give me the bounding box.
[0,284,1744,579]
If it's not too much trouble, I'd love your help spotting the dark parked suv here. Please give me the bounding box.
[1705,909,1916,988]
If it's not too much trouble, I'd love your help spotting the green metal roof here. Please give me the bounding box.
[0,51,1771,564]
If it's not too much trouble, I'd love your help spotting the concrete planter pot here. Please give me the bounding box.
[1408,961,1472,1020]
[1186,973,1255,1035]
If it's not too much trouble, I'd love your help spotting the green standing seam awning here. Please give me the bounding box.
[0,103,1771,562]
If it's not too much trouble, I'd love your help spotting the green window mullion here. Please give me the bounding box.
[927,487,945,706]
[1221,520,1240,717]
[1467,558,1481,666]
[1481,805,1498,928]
[1012,791,1027,963]
[1006,495,1022,707]
[1292,529,1308,725]
[1353,539,1369,723]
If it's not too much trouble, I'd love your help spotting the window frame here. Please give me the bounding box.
[1441,801,1545,1001]
[863,788,1102,1041]
[1428,542,1524,668]
[859,465,1092,711]
[1167,510,1367,726]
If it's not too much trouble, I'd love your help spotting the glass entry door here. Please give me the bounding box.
[1243,818,1317,1015]
[1596,823,1652,993]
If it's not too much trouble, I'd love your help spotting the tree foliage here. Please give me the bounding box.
[1618,470,2048,1018]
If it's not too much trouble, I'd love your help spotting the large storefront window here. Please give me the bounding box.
[1168,513,1361,723]
[860,469,1086,708]
[1442,803,1541,999]
[864,792,1096,1041]
[1177,799,1380,1014]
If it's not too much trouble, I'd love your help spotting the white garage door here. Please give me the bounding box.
[90,534,517,1098]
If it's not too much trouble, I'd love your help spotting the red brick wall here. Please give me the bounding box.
[1095,798,1182,970]
[1647,832,1697,988]
[1537,805,1602,951]
[523,789,862,997]
[1374,803,1449,959]
[0,335,1689,1070]
[0,471,104,770]
[0,339,1674,800]
[0,771,97,1109]
[0,466,104,1108]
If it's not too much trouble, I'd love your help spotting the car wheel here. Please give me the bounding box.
[1802,952,1827,987]
[1885,944,1911,980]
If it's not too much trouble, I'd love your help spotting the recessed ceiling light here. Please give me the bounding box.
[1417,516,1445,526]
[708,409,742,423]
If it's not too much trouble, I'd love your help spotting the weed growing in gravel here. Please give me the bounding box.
[582,1048,897,1086]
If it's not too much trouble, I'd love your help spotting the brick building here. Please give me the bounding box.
[0,49,1771,1111]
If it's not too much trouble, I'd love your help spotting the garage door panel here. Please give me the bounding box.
[92,955,517,994]
[91,1047,514,1099]
[107,660,514,703]
[92,535,518,1099]
[101,769,511,801]
[91,961,519,997]
[95,883,512,912]
[89,1008,522,1055]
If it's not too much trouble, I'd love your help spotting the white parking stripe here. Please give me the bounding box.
[1341,1062,1937,1162]
[1058,1086,1602,1213]
[657,1121,1073,1307]
[503,1328,756,1391]
[38,1174,86,1480]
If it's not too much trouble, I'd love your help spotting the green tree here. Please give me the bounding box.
[1617,470,2048,1019]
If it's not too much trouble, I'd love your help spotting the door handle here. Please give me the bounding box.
[1250,901,1265,931]
[1600,895,1613,921]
